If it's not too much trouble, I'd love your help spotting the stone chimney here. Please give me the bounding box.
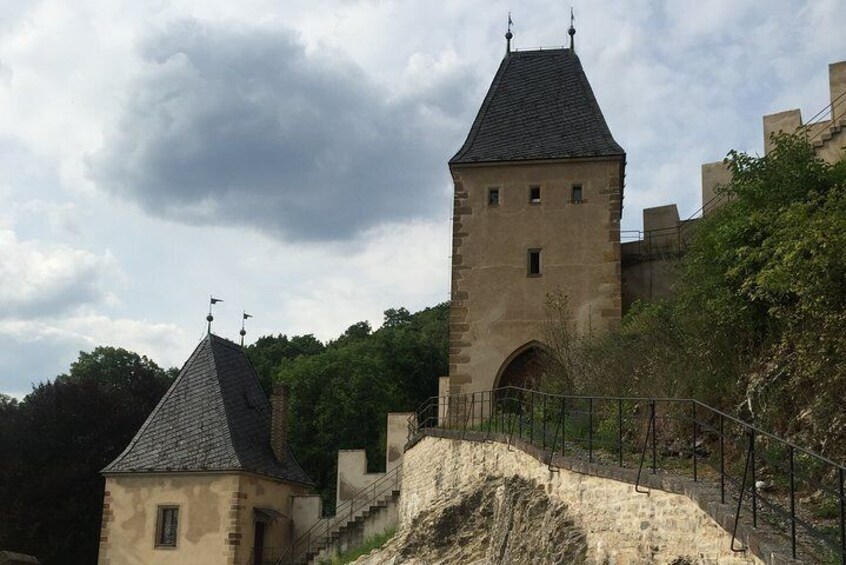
[270,382,289,462]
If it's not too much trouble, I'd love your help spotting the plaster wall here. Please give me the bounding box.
[237,473,311,563]
[620,253,678,314]
[98,473,308,565]
[336,450,384,507]
[449,158,623,394]
[99,473,236,565]
[400,436,762,564]
[290,494,322,541]
[385,413,413,471]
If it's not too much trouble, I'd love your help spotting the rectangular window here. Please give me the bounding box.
[488,187,500,206]
[528,249,542,276]
[571,184,583,203]
[529,185,541,204]
[155,506,179,548]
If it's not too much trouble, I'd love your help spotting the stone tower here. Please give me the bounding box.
[447,39,625,395]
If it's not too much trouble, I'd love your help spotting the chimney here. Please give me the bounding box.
[270,382,289,462]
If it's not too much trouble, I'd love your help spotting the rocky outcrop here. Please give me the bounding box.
[351,476,587,564]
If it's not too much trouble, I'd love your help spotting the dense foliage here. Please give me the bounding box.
[247,303,449,509]
[0,348,174,565]
[543,134,846,460]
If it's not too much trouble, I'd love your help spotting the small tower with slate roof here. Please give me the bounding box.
[447,26,625,395]
[98,334,314,565]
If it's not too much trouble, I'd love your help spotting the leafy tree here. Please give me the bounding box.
[273,303,448,508]
[0,348,173,565]
[246,334,324,393]
[543,133,846,459]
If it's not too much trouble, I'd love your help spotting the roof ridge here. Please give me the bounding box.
[450,54,513,164]
[206,335,243,469]
[101,336,211,473]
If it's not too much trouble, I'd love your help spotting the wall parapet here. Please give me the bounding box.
[407,386,844,564]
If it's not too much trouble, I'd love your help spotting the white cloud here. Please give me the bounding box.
[0,229,121,318]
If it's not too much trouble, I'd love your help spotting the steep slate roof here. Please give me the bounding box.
[102,334,313,485]
[450,48,624,164]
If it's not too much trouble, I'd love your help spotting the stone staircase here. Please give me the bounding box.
[295,489,400,565]
[811,117,845,149]
[280,465,402,565]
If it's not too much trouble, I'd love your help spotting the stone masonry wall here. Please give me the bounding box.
[400,436,762,565]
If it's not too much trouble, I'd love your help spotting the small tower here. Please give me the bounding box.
[447,26,625,395]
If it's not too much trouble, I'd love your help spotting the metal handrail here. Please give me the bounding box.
[277,464,402,565]
[409,386,846,564]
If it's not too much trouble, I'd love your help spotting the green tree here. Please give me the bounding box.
[0,348,173,565]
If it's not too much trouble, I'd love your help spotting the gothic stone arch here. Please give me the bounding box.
[494,341,546,391]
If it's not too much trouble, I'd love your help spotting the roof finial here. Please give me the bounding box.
[240,311,252,347]
[207,295,223,334]
[568,8,576,52]
[505,12,514,54]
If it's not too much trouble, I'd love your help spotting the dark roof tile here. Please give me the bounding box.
[102,334,313,485]
[450,49,624,164]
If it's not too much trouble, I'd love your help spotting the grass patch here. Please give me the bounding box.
[320,528,397,565]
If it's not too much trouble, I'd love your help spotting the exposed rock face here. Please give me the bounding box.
[352,476,587,564]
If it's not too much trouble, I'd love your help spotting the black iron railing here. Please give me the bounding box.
[277,464,402,565]
[408,386,846,564]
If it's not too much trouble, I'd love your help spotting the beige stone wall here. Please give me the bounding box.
[336,450,385,507]
[400,436,762,564]
[449,158,623,394]
[237,473,311,563]
[99,473,237,565]
[385,413,413,471]
[98,473,309,565]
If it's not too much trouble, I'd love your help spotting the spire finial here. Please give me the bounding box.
[240,311,252,347]
[568,8,576,52]
[505,12,514,54]
[208,295,223,334]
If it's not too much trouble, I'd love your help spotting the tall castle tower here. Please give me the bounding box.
[447,25,625,395]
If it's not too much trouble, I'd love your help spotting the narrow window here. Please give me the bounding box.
[571,184,583,203]
[156,506,179,548]
[528,249,541,276]
[488,187,500,206]
[529,185,541,204]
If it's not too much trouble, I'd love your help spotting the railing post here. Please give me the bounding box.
[530,391,535,445]
[720,414,725,504]
[751,429,757,528]
[692,401,698,482]
[839,467,845,565]
[542,393,547,450]
[651,400,657,474]
[789,446,796,559]
[562,396,567,456]
[588,397,594,463]
[618,398,623,467]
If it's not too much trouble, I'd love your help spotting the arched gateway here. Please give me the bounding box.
[494,342,545,391]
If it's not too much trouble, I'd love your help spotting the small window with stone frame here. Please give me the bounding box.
[155,505,179,548]
[488,187,500,207]
[527,249,542,277]
[571,184,584,203]
[529,185,541,204]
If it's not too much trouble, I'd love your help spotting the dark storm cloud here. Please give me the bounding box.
[88,20,475,241]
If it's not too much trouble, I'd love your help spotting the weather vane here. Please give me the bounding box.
[240,311,253,347]
[505,12,514,54]
[207,296,223,334]
[568,7,576,52]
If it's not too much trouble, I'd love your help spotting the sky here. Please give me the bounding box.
[1,0,844,397]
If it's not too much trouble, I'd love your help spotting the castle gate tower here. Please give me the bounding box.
[447,28,625,395]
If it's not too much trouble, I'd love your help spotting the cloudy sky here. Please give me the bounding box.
[1,0,844,396]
